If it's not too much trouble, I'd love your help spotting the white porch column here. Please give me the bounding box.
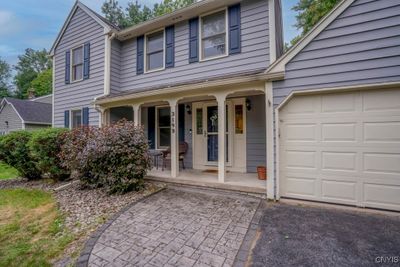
[132,104,141,126]
[216,93,227,183]
[168,99,179,178]
[265,82,276,200]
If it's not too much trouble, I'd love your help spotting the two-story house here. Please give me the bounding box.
[51,0,400,211]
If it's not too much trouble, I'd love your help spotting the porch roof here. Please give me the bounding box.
[95,69,270,106]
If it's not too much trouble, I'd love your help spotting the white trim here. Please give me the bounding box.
[49,2,113,56]
[265,82,275,199]
[104,34,111,95]
[70,44,84,83]
[199,7,229,62]
[268,0,276,63]
[30,94,53,102]
[24,121,52,125]
[274,109,280,199]
[144,28,166,73]
[266,0,354,75]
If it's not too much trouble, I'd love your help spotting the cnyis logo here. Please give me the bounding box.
[375,256,399,264]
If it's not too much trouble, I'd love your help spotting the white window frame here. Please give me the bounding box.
[156,106,171,149]
[70,109,83,129]
[199,8,229,62]
[144,28,166,73]
[70,45,84,83]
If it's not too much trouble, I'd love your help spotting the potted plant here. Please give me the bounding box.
[257,166,267,180]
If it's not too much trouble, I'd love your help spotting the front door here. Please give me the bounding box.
[193,101,232,168]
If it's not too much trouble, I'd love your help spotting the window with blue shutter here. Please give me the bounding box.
[82,107,89,126]
[65,51,70,84]
[83,42,90,79]
[137,35,145,75]
[64,110,70,128]
[228,4,241,55]
[188,18,199,63]
[165,25,175,68]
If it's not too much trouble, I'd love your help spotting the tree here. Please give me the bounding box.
[0,58,12,98]
[290,0,340,47]
[30,68,52,97]
[13,48,52,99]
[102,0,195,29]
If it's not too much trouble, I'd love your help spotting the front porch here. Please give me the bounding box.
[147,169,266,194]
[96,79,274,196]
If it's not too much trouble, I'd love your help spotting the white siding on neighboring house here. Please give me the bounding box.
[0,103,23,134]
[53,7,105,127]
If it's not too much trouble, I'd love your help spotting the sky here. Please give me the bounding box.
[0,0,300,69]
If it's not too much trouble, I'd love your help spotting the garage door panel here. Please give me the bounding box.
[364,122,400,143]
[321,123,357,142]
[321,92,357,113]
[322,152,357,172]
[363,153,400,175]
[363,89,400,112]
[363,183,400,211]
[280,88,400,211]
[321,180,357,202]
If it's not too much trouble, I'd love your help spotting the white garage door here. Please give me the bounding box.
[279,88,400,211]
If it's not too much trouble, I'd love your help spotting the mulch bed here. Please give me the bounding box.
[0,178,166,266]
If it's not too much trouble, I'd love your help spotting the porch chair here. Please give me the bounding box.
[162,142,189,171]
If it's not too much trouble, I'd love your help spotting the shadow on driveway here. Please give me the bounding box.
[248,202,400,267]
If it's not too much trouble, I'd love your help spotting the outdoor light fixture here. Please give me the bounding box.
[185,104,192,115]
[5,121,8,127]
[246,98,252,111]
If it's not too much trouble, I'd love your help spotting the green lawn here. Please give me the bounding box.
[0,189,73,267]
[0,162,19,180]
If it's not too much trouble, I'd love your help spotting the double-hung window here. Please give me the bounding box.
[200,10,227,60]
[71,46,83,81]
[71,110,82,129]
[157,107,171,149]
[146,30,164,72]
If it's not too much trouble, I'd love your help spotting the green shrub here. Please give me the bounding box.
[28,128,70,181]
[60,121,151,193]
[0,131,41,180]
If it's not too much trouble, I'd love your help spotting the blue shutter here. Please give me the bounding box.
[165,25,175,68]
[228,4,241,55]
[65,51,70,84]
[64,110,70,128]
[178,104,185,142]
[82,107,89,126]
[188,18,199,63]
[83,42,90,79]
[137,35,145,74]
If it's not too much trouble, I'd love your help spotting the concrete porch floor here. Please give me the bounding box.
[146,168,267,194]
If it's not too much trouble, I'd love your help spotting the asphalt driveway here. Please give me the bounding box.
[246,202,400,267]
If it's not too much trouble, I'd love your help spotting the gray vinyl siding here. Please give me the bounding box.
[115,0,269,93]
[246,95,266,173]
[273,0,400,105]
[110,39,121,93]
[0,103,23,134]
[53,7,105,127]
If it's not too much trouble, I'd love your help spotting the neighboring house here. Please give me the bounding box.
[0,95,53,134]
[50,0,400,211]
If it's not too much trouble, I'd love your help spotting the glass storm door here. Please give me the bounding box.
[205,104,229,164]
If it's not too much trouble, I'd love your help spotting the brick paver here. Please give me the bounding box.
[87,187,260,267]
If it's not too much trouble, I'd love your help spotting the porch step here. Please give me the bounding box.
[145,175,267,198]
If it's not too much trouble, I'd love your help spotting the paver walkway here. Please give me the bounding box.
[86,187,260,267]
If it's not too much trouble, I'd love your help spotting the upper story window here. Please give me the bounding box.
[146,30,165,72]
[71,46,84,81]
[200,9,227,60]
